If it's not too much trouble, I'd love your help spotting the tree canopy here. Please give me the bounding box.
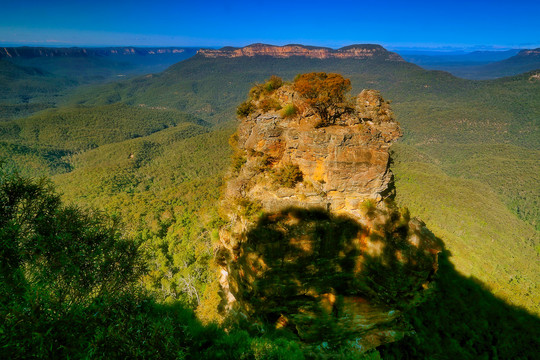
[0,170,145,307]
[293,72,351,122]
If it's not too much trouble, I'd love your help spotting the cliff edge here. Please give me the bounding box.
[198,43,404,61]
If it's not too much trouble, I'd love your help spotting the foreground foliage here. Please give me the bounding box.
[0,172,383,359]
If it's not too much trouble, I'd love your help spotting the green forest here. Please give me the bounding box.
[0,51,539,358]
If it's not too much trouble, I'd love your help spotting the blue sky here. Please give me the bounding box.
[0,0,539,49]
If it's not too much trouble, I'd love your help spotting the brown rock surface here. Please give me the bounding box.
[218,77,440,352]
[198,43,404,61]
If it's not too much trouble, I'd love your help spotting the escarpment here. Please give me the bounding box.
[198,43,404,61]
[217,74,440,352]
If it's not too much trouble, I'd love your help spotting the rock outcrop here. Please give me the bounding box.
[517,48,540,57]
[217,75,440,352]
[198,43,404,61]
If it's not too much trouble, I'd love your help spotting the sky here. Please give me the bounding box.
[0,0,539,50]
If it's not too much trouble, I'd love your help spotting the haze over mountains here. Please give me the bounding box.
[1,42,539,358]
[0,46,199,120]
[401,47,540,79]
[0,46,198,76]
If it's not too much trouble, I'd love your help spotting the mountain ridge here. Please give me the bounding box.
[401,47,540,79]
[197,43,404,60]
[0,46,195,58]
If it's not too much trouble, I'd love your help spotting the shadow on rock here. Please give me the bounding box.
[223,207,441,350]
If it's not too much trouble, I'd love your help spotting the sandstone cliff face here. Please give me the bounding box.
[198,43,404,61]
[234,88,401,217]
[218,78,439,351]
[518,48,540,57]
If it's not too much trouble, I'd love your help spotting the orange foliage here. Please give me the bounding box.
[293,72,351,122]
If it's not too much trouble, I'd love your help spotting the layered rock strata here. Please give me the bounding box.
[198,43,404,61]
[217,79,440,351]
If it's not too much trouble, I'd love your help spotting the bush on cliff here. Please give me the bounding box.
[272,164,303,188]
[237,100,255,118]
[264,75,284,92]
[249,75,284,100]
[281,103,298,118]
[259,97,282,112]
[293,72,351,123]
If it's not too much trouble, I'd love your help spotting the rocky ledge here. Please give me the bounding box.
[198,43,404,61]
[217,74,440,352]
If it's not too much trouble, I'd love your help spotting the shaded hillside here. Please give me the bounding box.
[0,103,207,179]
[379,251,540,359]
[0,46,199,120]
[0,59,74,117]
[391,143,539,312]
[466,48,540,79]
[405,48,540,80]
[0,103,205,152]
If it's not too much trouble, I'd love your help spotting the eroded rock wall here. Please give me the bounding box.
[198,43,404,61]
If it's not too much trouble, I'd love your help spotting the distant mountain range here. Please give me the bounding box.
[2,44,539,80]
[197,43,404,61]
[199,44,540,80]
[400,48,540,79]
[0,46,200,116]
[0,46,196,58]
[399,49,521,63]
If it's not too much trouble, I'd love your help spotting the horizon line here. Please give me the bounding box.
[1,42,538,52]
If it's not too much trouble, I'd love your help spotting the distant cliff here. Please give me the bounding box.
[516,48,540,57]
[0,46,192,58]
[198,43,404,61]
[217,74,440,352]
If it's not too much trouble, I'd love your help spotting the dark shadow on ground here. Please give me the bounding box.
[378,249,540,359]
[226,207,540,358]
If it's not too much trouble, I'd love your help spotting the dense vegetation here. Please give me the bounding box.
[0,103,206,178]
[64,55,539,235]
[0,103,205,151]
[0,169,387,359]
[1,51,538,357]
[53,125,228,308]
[379,252,540,359]
[0,49,198,121]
